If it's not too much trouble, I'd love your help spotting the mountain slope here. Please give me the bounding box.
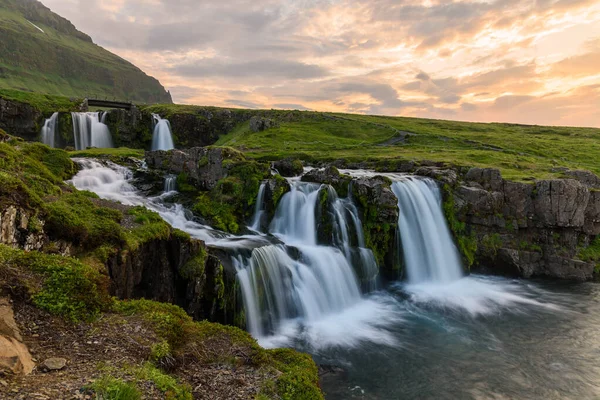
[0,0,172,104]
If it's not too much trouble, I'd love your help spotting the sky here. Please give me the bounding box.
[41,0,600,127]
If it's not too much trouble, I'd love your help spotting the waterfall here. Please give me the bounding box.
[392,177,463,284]
[235,180,384,341]
[151,114,175,151]
[250,182,267,231]
[40,112,59,148]
[71,112,114,150]
[269,181,321,245]
[164,175,177,193]
[234,244,362,339]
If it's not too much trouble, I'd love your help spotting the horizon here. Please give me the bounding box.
[41,0,600,128]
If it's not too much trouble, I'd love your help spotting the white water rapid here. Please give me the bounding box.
[72,112,114,150]
[69,161,555,354]
[151,114,175,151]
[41,112,59,148]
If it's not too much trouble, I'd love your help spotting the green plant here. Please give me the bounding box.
[88,375,141,400]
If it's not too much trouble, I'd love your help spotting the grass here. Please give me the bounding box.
[209,110,600,181]
[69,148,145,159]
[0,88,80,113]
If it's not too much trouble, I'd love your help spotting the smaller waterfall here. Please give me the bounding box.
[164,175,177,193]
[269,181,321,245]
[250,182,267,231]
[41,112,59,148]
[71,112,114,150]
[152,114,175,151]
[329,187,379,291]
[392,178,463,284]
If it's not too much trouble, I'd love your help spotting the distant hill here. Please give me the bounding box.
[0,0,172,104]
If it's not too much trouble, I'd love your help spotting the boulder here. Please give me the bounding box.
[0,298,34,375]
[273,159,303,177]
[301,166,352,194]
[249,116,279,132]
[41,358,67,371]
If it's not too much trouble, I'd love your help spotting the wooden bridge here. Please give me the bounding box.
[86,98,134,110]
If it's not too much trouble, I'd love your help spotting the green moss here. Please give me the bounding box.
[123,207,172,251]
[88,375,141,400]
[176,173,197,194]
[271,174,289,208]
[179,249,208,280]
[578,237,600,273]
[190,160,270,233]
[69,147,145,161]
[45,191,124,249]
[265,348,323,400]
[481,233,503,258]
[133,363,192,400]
[442,184,478,268]
[0,245,112,321]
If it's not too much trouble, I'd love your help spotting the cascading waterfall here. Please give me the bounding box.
[151,114,175,151]
[329,186,379,291]
[71,112,114,150]
[40,112,59,148]
[238,180,387,344]
[164,175,177,193]
[392,177,463,284]
[249,182,267,231]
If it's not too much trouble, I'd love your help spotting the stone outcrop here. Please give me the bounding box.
[0,206,45,251]
[301,166,352,195]
[0,298,34,375]
[249,116,279,132]
[0,98,44,142]
[145,147,236,191]
[273,158,303,177]
[105,235,240,326]
[448,167,600,281]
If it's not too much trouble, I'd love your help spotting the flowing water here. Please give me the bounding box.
[72,112,114,150]
[41,112,59,148]
[152,114,175,151]
[68,161,600,399]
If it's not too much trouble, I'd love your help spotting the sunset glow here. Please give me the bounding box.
[41,0,600,126]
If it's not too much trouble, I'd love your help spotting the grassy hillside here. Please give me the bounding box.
[0,0,172,104]
[213,110,600,181]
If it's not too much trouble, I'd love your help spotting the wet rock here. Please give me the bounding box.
[301,166,352,194]
[41,358,67,371]
[146,147,240,190]
[273,158,303,177]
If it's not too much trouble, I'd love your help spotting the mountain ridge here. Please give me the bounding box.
[0,0,172,104]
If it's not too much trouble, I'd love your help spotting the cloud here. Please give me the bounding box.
[38,0,600,127]
[171,59,330,80]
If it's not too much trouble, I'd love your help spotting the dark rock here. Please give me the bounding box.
[146,147,241,191]
[301,166,352,194]
[0,98,44,141]
[464,167,503,191]
[273,159,303,177]
[249,116,279,132]
[565,170,600,189]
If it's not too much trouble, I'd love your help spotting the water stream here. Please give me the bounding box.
[68,161,600,399]
[151,114,175,151]
[41,112,59,148]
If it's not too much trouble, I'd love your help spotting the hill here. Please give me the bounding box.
[0,0,172,104]
[144,103,600,181]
